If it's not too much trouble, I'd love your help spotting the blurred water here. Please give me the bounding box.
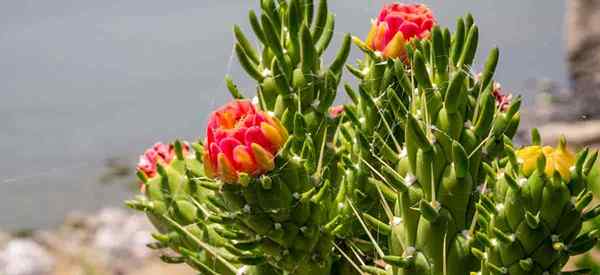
[0,0,566,230]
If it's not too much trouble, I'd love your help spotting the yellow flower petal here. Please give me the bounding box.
[261,122,283,149]
[517,143,575,181]
[251,143,275,172]
[383,32,406,59]
[365,22,378,49]
[217,153,238,183]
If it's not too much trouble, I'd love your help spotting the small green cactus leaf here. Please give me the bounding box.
[225,75,245,99]
[479,47,499,92]
[235,43,264,82]
[406,114,433,152]
[419,200,440,222]
[300,24,317,73]
[452,141,469,178]
[582,204,600,221]
[382,255,413,268]
[458,25,478,69]
[575,148,589,176]
[248,10,266,44]
[432,26,448,80]
[234,25,260,64]
[381,165,408,193]
[450,18,466,65]
[568,233,598,256]
[261,14,284,59]
[583,150,599,176]
[444,71,466,113]
[531,128,542,145]
[575,191,593,211]
[362,213,391,236]
[343,83,359,104]
[287,0,302,38]
[474,88,495,138]
[311,0,328,39]
[330,34,352,75]
[465,13,474,31]
[315,13,335,55]
[272,59,291,96]
[393,59,414,95]
[303,0,314,25]
[413,50,433,91]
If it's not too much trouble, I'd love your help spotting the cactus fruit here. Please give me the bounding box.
[126,1,600,274]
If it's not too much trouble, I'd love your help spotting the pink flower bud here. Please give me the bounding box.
[492,82,512,112]
[365,3,436,59]
[203,100,288,184]
[136,142,190,177]
[329,105,345,118]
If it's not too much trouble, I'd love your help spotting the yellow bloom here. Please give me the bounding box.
[516,140,575,181]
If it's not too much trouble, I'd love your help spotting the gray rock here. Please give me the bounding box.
[567,0,600,119]
[91,208,153,264]
[0,239,54,275]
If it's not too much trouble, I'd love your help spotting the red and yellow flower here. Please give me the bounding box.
[203,100,288,184]
[364,3,436,59]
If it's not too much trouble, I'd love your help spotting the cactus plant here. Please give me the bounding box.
[128,0,354,274]
[126,1,600,274]
[334,4,599,275]
[472,135,599,274]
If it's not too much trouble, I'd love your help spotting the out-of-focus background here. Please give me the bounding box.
[1,0,600,274]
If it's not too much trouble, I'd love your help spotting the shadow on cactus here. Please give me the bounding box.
[126,1,600,274]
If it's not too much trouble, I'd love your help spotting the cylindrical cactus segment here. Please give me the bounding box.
[127,141,243,275]
[337,9,527,275]
[476,135,599,274]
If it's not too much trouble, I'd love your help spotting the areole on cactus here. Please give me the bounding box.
[125,1,600,274]
[202,99,288,184]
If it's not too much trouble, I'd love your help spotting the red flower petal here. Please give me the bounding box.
[209,142,222,165]
[218,137,242,168]
[399,21,419,39]
[245,126,274,154]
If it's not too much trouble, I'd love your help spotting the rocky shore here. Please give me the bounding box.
[0,208,194,275]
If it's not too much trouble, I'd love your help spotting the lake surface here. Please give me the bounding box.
[0,0,566,230]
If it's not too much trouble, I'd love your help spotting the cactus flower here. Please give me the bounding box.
[517,142,575,181]
[203,100,288,184]
[492,82,512,112]
[137,142,189,192]
[365,3,436,59]
[329,105,345,118]
[137,142,177,178]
